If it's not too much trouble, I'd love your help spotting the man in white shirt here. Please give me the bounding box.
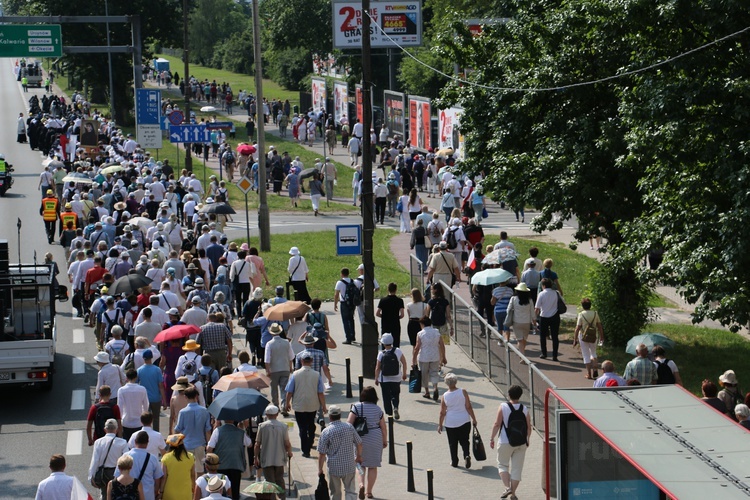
[34,454,75,500]
[230,250,256,314]
[115,431,164,500]
[182,296,209,327]
[158,281,181,315]
[134,307,162,343]
[127,412,166,457]
[117,369,150,441]
[149,179,166,202]
[134,296,169,328]
[188,174,203,197]
[95,351,126,403]
[196,225,212,252]
[351,120,363,140]
[88,419,129,498]
[287,246,311,303]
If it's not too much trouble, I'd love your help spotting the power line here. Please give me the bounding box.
[364,12,750,93]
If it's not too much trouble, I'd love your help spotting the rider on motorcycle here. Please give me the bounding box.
[0,154,13,195]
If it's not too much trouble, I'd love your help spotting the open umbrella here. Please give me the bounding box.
[482,247,518,266]
[208,388,269,421]
[199,202,236,215]
[100,164,124,175]
[213,371,270,392]
[153,324,201,344]
[437,147,454,157]
[48,159,65,170]
[263,301,310,321]
[108,273,153,295]
[62,172,94,184]
[237,143,256,156]
[200,106,217,112]
[129,216,155,230]
[470,268,514,286]
[299,167,320,180]
[243,480,284,495]
[625,333,676,356]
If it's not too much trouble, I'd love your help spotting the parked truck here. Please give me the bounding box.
[20,61,43,88]
[0,239,64,390]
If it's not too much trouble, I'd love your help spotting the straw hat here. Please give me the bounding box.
[182,339,201,351]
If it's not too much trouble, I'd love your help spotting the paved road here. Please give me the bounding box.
[0,59,100,498]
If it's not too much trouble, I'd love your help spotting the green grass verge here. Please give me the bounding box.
[593,323,750,396]
[155,54,298,106]
[235,229,407,301]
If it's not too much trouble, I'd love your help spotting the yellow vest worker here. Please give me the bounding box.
[40,190,59,244]
[60,203,78,230]
[0,159,6,174]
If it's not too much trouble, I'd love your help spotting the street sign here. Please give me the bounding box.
[236,176,253,195]
[168,110,184,125]
[169,124,210,143]
[0,25,63,57]
[135,89,161,126]
[137,124,163,149]
[206,121,233,129]
[336,224,362,256]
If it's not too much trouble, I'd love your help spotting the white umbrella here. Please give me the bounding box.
[200,106,217,112]
[128,216,155,230]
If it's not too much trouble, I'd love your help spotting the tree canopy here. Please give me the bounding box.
[436,0,750,338]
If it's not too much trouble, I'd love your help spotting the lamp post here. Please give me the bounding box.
[251,0,270,251]
[103,0,115,124]
[182,0,193,172]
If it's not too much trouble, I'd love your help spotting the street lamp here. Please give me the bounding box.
[250,0,270,251]
[104,0,115,124]
[182,0,193,172]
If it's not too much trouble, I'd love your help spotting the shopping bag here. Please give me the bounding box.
[472,425,487,461]
[408,365,422,393]
[315,473,330,500]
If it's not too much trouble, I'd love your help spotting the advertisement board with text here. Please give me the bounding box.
[311,77,327,114]
[383,90,406,138]
[408,96,431,151]
[332,0,422,49]
[333,80,348,124]
[438,106,463,158]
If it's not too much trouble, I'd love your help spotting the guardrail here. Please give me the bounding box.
[433,278,559,439]
[408,253,426,293]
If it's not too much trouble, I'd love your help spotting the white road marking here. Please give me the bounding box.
[73,329,85,344]
[71,389,86,410]
[65,430,83,456]
[72,356,85,374]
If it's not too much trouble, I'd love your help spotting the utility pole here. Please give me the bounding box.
[360,0,378,379]
[103,0,115,124]
[182,0,192,172]
[251,0,270,251]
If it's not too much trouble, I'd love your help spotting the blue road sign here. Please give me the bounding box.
[336,224,362,256]
[169,124,210,143]
[136,89,161,125]
[206,121,234,129]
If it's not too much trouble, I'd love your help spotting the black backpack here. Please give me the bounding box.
[655,359,676,384]
[502,403,528,447]
[200,368,216,405]
[93,402,116,439]
[113,190,124,203]
[344,278,361,308]
[446,228,458,250]
[381,348,400,377]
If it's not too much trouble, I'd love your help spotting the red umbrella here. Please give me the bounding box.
[237,144,256,156]
[153,324,201,343]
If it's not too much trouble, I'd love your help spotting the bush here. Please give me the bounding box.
[588,262,655,347]
[266,48,310,91]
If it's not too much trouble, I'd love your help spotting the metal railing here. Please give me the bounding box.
[408,254,426,293]
[434,278,558,439]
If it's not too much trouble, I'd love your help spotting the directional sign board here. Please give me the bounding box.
[206,121,233,129]
[336,224,362,256]
[136,89,161,126]
[169,124,210,143]
[236,176,253,195]
[0,25,63,57]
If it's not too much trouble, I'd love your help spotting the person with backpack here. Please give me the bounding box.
[86,385,122,446]
[105,325,130,367]
[652,345,682,386]
[426,212,445,248]
[198,354,220,406]
[718,370,743,420]
[95,351,126,406]
[489,385,531,500]
[334,267,360,344]
[374,334,408,420]
[572,298,604,380]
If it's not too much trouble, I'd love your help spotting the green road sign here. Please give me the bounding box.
[0,25,62,58]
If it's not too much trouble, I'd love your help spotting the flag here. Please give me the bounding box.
[71,476,95,500]
[467,249,477,271]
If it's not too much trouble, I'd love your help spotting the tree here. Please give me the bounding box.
[434,0,750,342]
[189,0,243,67]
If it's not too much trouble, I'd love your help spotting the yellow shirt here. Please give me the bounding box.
[161,450,194,500]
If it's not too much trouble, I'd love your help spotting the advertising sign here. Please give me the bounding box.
[333,80,348,124]
[383,90,406,138]
[311,77,327,113]
[408,96,431,152]
[355,84,364,125]
[332,0,422,49]
[438,106,463,158]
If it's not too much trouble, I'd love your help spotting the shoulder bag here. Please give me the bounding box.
[556,291,567,315]
[472,424,487,461]
[93,437,116,488]
[351,403,369,436]
[440,253,457,287]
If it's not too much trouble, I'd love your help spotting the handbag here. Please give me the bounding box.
[556,291,567,315]
[396,199,403,213]
[482,207,489,219]
[93,437,116,488]
[232,261,246,289]
[472,425,487,461]
[351,403,369,436]
[503,300,515,328]
[315,473,331,500]
[408,365,422,393]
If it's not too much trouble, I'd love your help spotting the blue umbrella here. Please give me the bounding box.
[208,388,269,421]
[470,268,514,286]
[625,333,676,356]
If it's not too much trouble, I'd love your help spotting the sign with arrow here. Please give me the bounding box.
[169,124,210,143]
[0,25,63,57]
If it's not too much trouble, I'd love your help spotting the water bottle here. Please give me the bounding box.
[356,463,364,475]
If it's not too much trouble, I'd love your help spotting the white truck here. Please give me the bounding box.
[0,239,63,390]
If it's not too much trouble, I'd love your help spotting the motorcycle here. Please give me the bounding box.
[0,163,14,197]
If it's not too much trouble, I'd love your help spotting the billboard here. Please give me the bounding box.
[332,0,422,49]
[311,77,327,113]
[408,96,431,152]
[333,80,348,124]
[383,90,406,138]
[438,106,463,159]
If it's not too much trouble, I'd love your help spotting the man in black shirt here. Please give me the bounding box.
[376,283,405,347]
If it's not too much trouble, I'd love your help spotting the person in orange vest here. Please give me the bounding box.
[40,189,59,244]
[59,202,78,236]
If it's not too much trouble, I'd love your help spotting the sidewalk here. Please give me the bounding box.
[227,302,547,500]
